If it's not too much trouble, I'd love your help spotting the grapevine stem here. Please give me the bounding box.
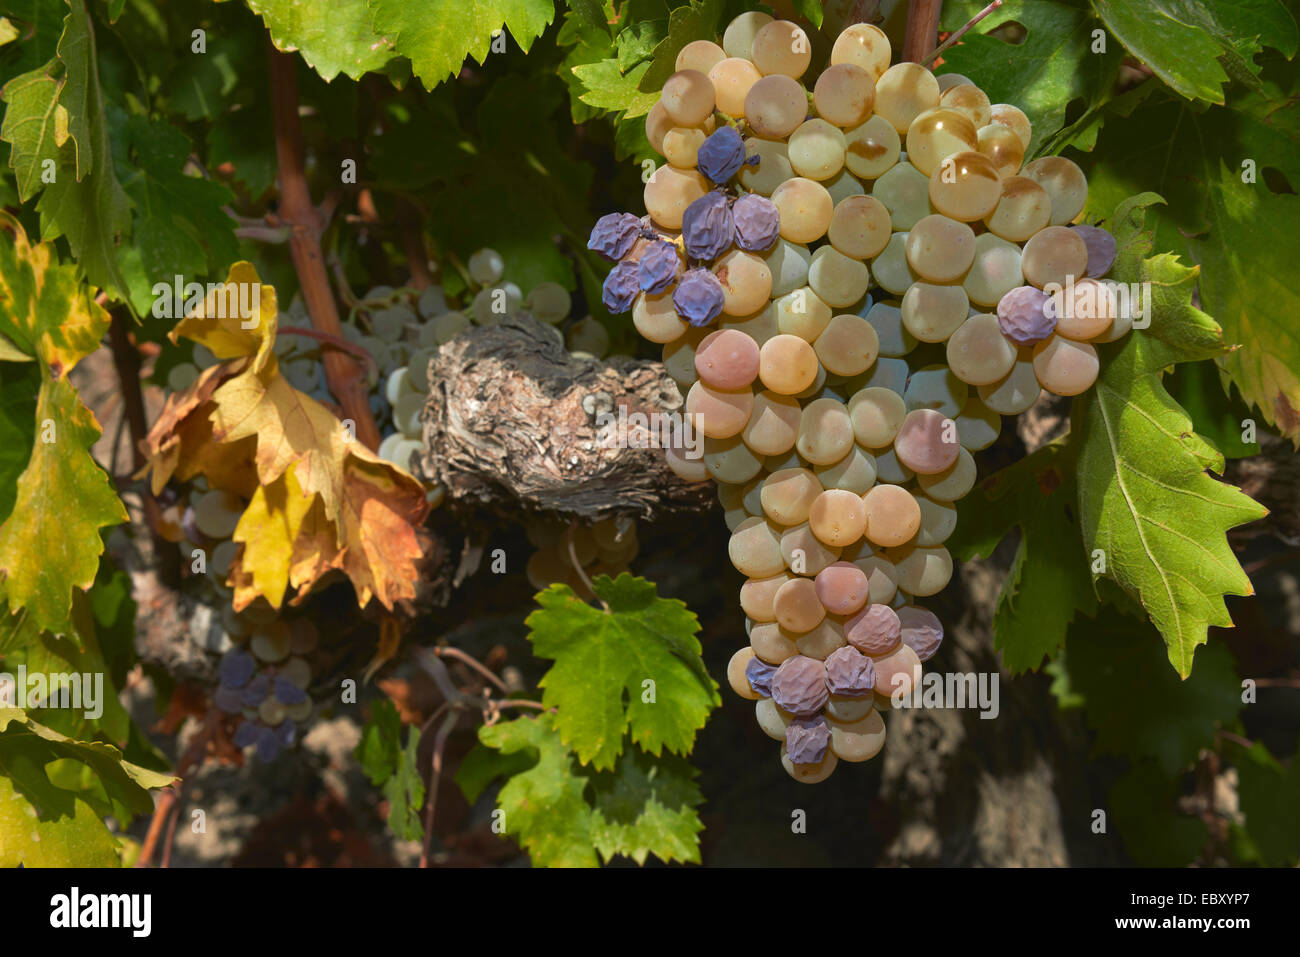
[267,39,381,450]
[902,0,944,64]
[275,325,378,376]
[136,709,219,868]
[434,646,510,694]
[107,311,180,588]
[1216,729,1255,750]
[419,708,460,868]
[921,0,1002,66]
[567,521,611,613]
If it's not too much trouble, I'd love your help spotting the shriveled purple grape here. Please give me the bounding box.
[785,714,831,764]
[673,267,726,326]
[844,604,902,657]
[681,192,735,261]
[772,655,829,716]
[732,193,781,252]
[218,649,255,688]
[1071,224,1117,278]
[996,285,1055,346]
[240,673,271,708]
[824,646,876,697]
[898,605,944,662]
[745,656,777,697]
[273,676,309,705]
[602,260,642,314]
[588,212,642,261]
[638,240,683,293]
[214,684,246,714]
[697,126,753,185]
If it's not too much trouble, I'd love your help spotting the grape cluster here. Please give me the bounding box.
[589,12,1131,782]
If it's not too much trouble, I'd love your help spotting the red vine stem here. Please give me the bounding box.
[267,40,381,451]
[136,709,219,867]
[903,0,944,64]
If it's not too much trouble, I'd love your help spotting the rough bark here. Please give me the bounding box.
[413,315,714,521]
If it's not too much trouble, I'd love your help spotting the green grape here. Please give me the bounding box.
[844,115,901,180]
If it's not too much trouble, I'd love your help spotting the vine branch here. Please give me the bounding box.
[903,0,944,64]
[267,40,381,451]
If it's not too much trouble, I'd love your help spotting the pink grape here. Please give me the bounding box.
[695,328,761,389]
[844,603,902,656]
[996,285,1055,345]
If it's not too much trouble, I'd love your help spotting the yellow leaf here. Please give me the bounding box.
[230,464,315,610]
[210,367,352,532]
[170,261,277,370]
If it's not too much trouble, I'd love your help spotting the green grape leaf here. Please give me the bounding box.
[0,58,64,202]
[1108,761,1208,866]
[29,0,131,302]
[368,0,557,89]
[0,707,175,821]
[355,699,425,842]
[1163,360,1262,460]
[1073,194,1269,675]
[477,714,597,866]
[571,58,659,117]
[476,714,706,867]
[0,1,65,78]
[568,0,609,34]
[791,0,824,29]
[1060,609,1242,773]
[586,746,704,865]
[1089,0,1298,103]
[527,573,719,770]
[113,114,238,298]
[616,19,667,72]
[0,361,39,525]
[12,591,131,746]
[1081,66,1300,444]
[937,0,1123,157]
[246,0,396,83]
[0,377,126,636]
[952,440,1098,673]
[558,7,616,123]
[637,0,722,93]
[454,739,535,804]
[1231,738,1300,866]
[0,211,110,373]
[208,97,275,198]
[0,774,121,867]
[0,19,15,47]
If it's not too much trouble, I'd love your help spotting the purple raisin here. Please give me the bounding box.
[601,260,642,314]
[1071,224,1117,278]
[588,212,642,261]
[844,604,902,657]
[897,606,944,662]
[731,193,780,252]
[771,655,829,717]
[824,646,876,696]
[697,126,753,185]
[745,656,778,697]
[681,192,735,261]
[638,240,683,293]
[218,649,255,689]
[672,268,726,326]
[996,285,1055,346]
[785,714,831,765]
